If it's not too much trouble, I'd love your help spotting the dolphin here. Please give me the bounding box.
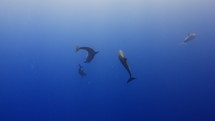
[181,33,196,45]
[78,64,87,77]
[76,45,99,63]
[118,50,136,83]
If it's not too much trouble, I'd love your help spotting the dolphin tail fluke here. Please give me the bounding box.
[127,77,136,83]
[76,45,80,52]
[180,42,187,45]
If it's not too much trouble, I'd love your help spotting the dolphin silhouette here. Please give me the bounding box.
[118,50,136,83]
[78,64,87,77]
[76,45,98,63]
[181,33,196,45]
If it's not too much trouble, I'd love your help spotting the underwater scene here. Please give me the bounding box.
[0,0,215,121]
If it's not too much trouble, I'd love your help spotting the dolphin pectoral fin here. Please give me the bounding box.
[127,77,136,83]
[79,64,83,68]
[95,51,99,54]
[84,60,89,63]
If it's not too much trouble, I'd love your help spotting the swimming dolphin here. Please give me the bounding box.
[118,50,136,83]
[78,64,87,77]
[181,33,196,45]
[76,45,99,63]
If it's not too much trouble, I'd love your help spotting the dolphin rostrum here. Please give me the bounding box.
[76,45,99,63]
[118,50,136,83]
[78,64,87,77]
[181,33,196,45]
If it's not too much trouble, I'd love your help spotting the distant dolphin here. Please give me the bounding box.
[118,50,136,83]
[78,64,87,77]
[181,33,196,45]
[76,46,99,63]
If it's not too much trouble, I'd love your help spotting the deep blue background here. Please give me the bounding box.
[0,0,215,121]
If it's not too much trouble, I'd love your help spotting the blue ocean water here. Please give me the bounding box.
[0,0,215,121]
